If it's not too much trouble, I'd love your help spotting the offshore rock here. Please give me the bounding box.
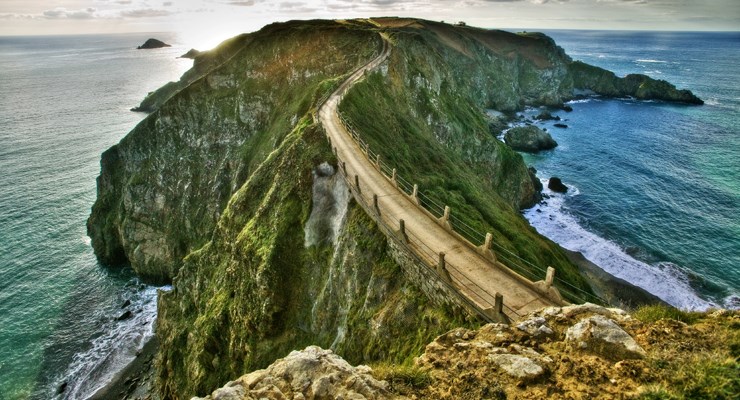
[569,61,703,104]
[504,126,558,153]
[548,177,568,193]
[192,346,397,400]
[137,38,171,49]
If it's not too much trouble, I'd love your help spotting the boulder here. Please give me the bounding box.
[116,310,133,321]
[504,126,558,153]
[561,105,574,112]
[488,354,546,381]
[535,111,560,121]
[554,123,568,129]
[565,315,646,360]
[193,346,394,400]
[516,316,554,338]
[548,177,567,193]
[137,38,171,49]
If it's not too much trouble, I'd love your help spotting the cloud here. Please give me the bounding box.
[163,1,173,5]
[228,1,256,5]
[120,8,172,17]
[42,7,98,19]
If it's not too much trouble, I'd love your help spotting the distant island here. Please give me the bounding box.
[137,38,171,49]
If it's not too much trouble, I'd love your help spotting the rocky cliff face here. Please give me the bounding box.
[88,22,381,281]
[87,18,704,400]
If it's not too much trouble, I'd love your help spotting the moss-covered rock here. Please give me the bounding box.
[505,125,558,153]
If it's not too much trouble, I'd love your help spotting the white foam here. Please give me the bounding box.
[524,180,718,311]
[636,59,667,63]
[566,98,600,104]
[52,284,170,399]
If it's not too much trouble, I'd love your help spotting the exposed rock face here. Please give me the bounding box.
[137,38,171,49]
[535,111,560,121]
[504,125,558,153]
[193,346,396,400]
[566,315,646,360]
[88,23,382,281]
[412,304,646,399]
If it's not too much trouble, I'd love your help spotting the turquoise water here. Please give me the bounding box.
[0,29,737,400]
[0,33,188,399]
[520,31,739,309]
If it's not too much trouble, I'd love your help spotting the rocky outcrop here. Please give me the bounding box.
[504,126,558,153]
[89,22,382,281]
[407,304,738,399]
[192,346,396,400]
[565,315,646,360]
[569,61,703,104]
[137,38,171,49]
[548,177,568,193]
[179,48,201,59]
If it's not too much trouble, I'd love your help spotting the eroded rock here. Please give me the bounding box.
[565,315,646,360]
[504,126,558,153]
[193,346,396,400]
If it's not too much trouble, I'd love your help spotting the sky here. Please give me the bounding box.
[1,0,738,49]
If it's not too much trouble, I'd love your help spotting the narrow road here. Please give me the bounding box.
[318,36,558,319]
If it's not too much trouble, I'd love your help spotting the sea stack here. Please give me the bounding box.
[137,38,171,49]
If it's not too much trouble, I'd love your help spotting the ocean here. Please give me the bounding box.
[0,30,737,399]
[0,33,188,399]
[521,30,739,310]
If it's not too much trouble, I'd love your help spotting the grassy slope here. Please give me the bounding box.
[156,119,466,399]
[340,21,594,301]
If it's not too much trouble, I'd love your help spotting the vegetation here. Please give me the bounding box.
[339,22,595,302]
[636,310,740,400]
[633,304,703,325]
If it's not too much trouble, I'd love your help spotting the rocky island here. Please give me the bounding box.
[137,38,171,49]
[87,18,730,400]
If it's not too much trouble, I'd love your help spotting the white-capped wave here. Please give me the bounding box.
[51,283,171,400]
[636,59,667,63]
[524,180,718,311]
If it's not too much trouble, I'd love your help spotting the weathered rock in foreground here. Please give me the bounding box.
[198,305,739,400]
[137,38,171,49]
[505,125,558,153]
[192,346,397,400]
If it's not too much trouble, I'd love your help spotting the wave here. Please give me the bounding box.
[635,59,667,63]
[523,180,722,311]
[48,283,170,400]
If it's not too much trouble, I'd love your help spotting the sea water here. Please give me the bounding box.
[519,31,739,310]
[0,33,188,399]
[0,29,737,400]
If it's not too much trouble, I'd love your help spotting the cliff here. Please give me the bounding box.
[87,18,703,399]
[198,305,739,400]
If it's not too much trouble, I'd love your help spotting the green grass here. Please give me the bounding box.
[371,363,433,390]
[639,356,740,400]
[633,304,703,325]
[338,31,596,303]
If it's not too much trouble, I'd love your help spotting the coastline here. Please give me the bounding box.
[564,249,666,309]
[89,336,159,400]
